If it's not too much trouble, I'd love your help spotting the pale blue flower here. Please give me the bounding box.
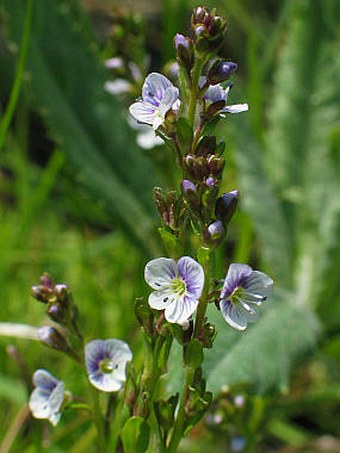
[29,369,65,426]
[220,263,273,331]
[85,339,132,392]
[129,72,179,129]
[203,82,248,114]
[144,256,205,324]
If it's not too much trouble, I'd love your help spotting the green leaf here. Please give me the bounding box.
[121,416,150,453]
[4,0,160,256]
[204,291,320,393]
[232,120,293,287]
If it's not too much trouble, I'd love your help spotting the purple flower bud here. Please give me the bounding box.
[208,60,238,85]
[215,190,239,224]
[208,220,224,241]
[181,179,196,193]
[174,34,190,51]
[174,34,194,74]
[38,326,69,353]
[205,177,215,187]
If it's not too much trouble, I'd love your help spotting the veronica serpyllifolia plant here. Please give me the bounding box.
[25,6,273,452]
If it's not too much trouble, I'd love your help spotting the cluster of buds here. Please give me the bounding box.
[191,6,227,54]
[32,274,83,360]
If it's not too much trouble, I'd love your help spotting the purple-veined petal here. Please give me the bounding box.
[158,86,180,117]
[221,263,252,299]
[164,294,199,324]
[144,257,178,290]
[204,84,226,104]
[220,299,248,331]
[129,101,156,125]
[177,256,205,299]
[33,369,60,392]
[142,72,173,103]
[242,270,273,298]
[149,288,178,310]
[222,103,249,114]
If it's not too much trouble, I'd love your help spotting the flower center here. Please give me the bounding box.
[99,359,117,374]
[230,286,244,304]
[171,278,186,296]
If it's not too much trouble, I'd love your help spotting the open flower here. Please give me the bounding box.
[129,72,179,130]
[144,256,205,324]
[204,82,248,114]
[85,339,132,392]
[219,263,273,331]
[29,369,65,426]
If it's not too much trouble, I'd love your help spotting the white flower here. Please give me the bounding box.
[104,79,132,95]
[203,82,248,114]
[144,256,205,325]
[129,72,179,130]
[219,263,273,331]
[29,369,65,426]
[128,116,163,149]
[85,339,132,392]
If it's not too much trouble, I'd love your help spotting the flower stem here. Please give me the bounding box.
[187,57,205,131]
[166,364,194,452]
[89,387,107,453]
[194,247,214,337]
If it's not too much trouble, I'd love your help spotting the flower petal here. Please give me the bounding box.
[149,288,177,309]
[85,339,106,375]
[48,382,65,412]
[177,256,204,299]
[142,72,173,103]
[144,257,178,290]
[222,103,249,114]
[104,339,132,382]
[158,86,180,117]
[129,101,156,125]
[243,270,273,298]
[164,294,199,324]
[221,263,252,299]
[220,299,248,331]
[32,369,59,392]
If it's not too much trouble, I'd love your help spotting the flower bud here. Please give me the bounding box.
[205,177,215,187]
[31,274,55,303]
[181,179,196,193]
[191,7,227,53]
[38,326,69,353]
[207,155,225,176]
[174,34,194,74]
[134,298,155,337]
[154,394,179,431]
[196,135,216,156]
[47,303,67,324]
[206,220,224,246]
[207,60,238,85]
[215,190,239,224]
[197,321,217,348]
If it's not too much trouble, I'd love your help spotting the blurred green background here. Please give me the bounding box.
[0,0,339,451]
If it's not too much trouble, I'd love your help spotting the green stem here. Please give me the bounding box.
[89,387,108,453]
[0,0,33,152]
[194,247,214,337]
[187,58,205,131]
[166,365,194,452]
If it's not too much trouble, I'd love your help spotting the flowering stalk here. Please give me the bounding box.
[23,6,273,452]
